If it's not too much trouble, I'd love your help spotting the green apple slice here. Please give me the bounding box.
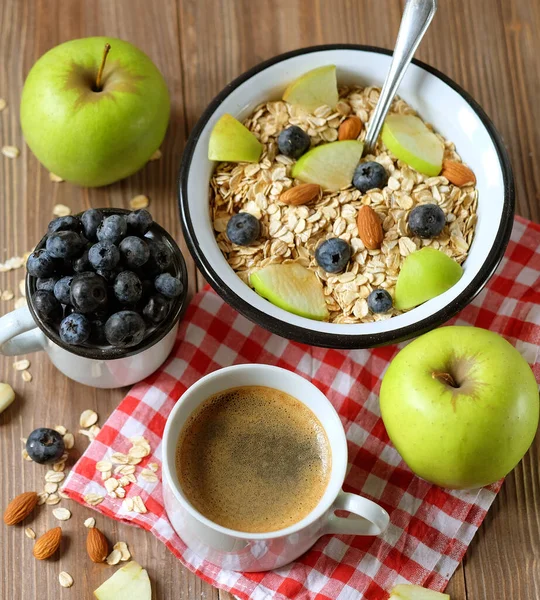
[394,248,463,310]
[381,114,444,176]
[208,114,263,163]
[390,584,450,600]
[94,561,151,600]
[250,263,329,321]
[292,140,363,191]
[282,65,339,111]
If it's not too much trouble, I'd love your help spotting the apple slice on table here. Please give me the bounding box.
[292,140,364,191]
[208,114,263,163]
[94,561,151,599]
[381,114,444,176]
[250,263,329,321]
[394,248,463,310]
[389,584,450,600]
[283,65,339,111]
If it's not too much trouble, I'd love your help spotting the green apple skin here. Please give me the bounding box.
[380,326,539,489]
[282,65,338,111]
[20,37,170,187]
[208,114,262,163]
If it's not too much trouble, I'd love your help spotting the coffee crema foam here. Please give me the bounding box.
[175,386,332,533]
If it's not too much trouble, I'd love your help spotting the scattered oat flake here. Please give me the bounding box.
[21,370,32,382]
[58,490,69,499]
[18,280,26,297]
[49,172,64,182]
[111,452,129,464]
[22,449,32,461]
[52,204,71,217]
[115,487,126,498]
[44,482,58,494]
[0,98,6,111]
[89,424,101,436]
[15,297,27,309]
[45,470,65,483]
[53,460,66,472]
[54,425,67,435]
[129,194,149,210]
[80,409,98,428]
[96,460,112,472]
[37,492,48,505]
[150,148,162,161]
[59,571,74,588]
[52,507,71,521]
[148,462,159,472]
[46,493,61,505]
[113,541,131,561]
[115,464,136,475]
[106,549,122,565]
[84,493,104,506]
[122,498,134,512]
[2,145,19,158]
[101,470,112,481]
[132,495,147,514]
[25,527,36,539]
[127,456,142,466]
[128,445,148,459]
[139,469,159,483]
[2,289,14,301]
[84,517,96,528]
[63,433,75,449]
[78,429,94,441]
[0,255,26,272]
[104,478,119,493]
[13,359,30,371]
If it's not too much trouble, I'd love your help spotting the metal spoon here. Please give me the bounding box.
[363,0,438,155]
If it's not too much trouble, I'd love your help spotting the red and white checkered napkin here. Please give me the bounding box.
[63,216,540,600]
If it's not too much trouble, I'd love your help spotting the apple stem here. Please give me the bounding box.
[432,371,458,388]
[95,43,111,92]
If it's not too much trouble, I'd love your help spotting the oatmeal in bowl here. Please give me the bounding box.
[179,46,514,348]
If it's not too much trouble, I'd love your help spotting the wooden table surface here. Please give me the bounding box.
[1,1,539,598]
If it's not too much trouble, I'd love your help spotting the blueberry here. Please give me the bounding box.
[47,215,80,234]
[145,240,173,274]
[46,231,85,259]
[27,250,58,278]
[96,267,121,282]
[32,290,62,322]
[119,236,150,269]
[26,428,65,464]
[352,161,388,193]
[88,241,120,271]
[367,289,393,314]
[127,209,153,235]
[408,203,446,238]
[97,214,128,244]
[154,273,183,298]
[36,276,59,293]
[143,294,170,324]
[70,272,108,313]
[226,213,260,246]
[60,313,91,345]
[73,249,92,273]
[81,208,103,240]
[315,238,351,273]
[105,311,146,348]
[277,125,311,159]
[113,271,142,304]
[89,315,108,345]
[53,276,73,305]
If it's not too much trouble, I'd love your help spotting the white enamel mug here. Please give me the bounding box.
[162,364,390,572]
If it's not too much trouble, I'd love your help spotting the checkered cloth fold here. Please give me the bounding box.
[63,216,540,600]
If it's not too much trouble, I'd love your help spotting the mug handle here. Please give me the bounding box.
[0,306,46,356]
[324,490,390,536]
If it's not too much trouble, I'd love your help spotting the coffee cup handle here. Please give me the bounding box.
[324,490,390,536]
[0,306,46,356]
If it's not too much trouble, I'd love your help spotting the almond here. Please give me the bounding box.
[280,183,321,206]
[356,205,384,250]
[87,526,109,563]
[3,491,38,525]
[441,159,476,187]
[338,116,363,141]
[33,527,62,560]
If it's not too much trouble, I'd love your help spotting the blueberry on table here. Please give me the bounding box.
[154,273,183,298]
[81,208,103,240]
[47,215,80,234]
[119,236,150,269]
[352,161,388,193]
[105,311,146,348]
[70,272,108,313]
[226,213,260,246]
[53,275,74,305]
[145,239,173,273]
[32,290,62,322]
[97,214,128,244]
[88,241,121,271]
[127,209,153,236]
[277,125,311,159]
[36,276,59,293]
[27,250,58,278]
[26,427,65,464]
[73,249,92,273]
[46,230,85,259]
[408,203,446,238]
[113,271,143,304]
[143,294,170,324]
[60,313,91,345]
[315,238,352,273]
[367,289,393,314]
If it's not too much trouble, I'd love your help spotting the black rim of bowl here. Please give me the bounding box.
[26,208,189,360]
[178,44,515,349]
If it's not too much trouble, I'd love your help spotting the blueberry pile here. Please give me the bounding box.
[26,209,184,349]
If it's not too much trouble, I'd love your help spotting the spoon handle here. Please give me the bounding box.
[363,0,438,155]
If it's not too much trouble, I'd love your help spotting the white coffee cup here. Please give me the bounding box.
[162,364,389,572]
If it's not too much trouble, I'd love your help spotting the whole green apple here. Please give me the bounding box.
[380,326,539,489]
[20,37,170,187]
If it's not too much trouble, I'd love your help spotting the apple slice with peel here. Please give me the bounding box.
[292,140,363,191]
[389,584,450,600]
[283,65,339,111]
[381,114,444,176]
[94,561,151,600]
[208,114,263,163]
[250,263,329,321]
[394,248,463,310]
